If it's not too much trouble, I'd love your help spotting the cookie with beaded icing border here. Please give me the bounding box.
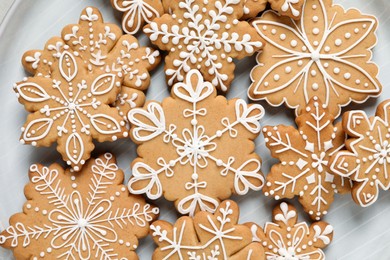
[249,0,381,117]
[127,69,265,216]
[262,97,351,220]
[0,153,159,259]
[144,0,264,92]
[150,200,265,259]
[110,0,164,35]
[330,99,390,207]
[247,202,333,260]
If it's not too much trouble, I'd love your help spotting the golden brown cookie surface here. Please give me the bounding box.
[330,99,390,207]
[0,154,159,259]
[249,0,381,117]
[248,202,333,259]
[150,200,265,259]
[144,0,264,92]
[128,70,265,216]
[263,97,350,220]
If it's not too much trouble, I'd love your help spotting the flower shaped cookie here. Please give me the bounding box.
[23,7,160,121]
[128,70,265,216]
[248,202,333,260]
[330,99,390,207]
[16,7,160,171]
[0,154,159,259]
[263,97,350,220]
[110,0,164,34]
[144,0,264,92]
[249,0,381,117]
[150,200,265,259]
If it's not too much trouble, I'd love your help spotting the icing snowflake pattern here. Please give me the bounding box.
[111,0,164,34]
[263,97,350,220]
[150,200,265,259]
[23,7,160,122]
[0,154,159,259]
[144,0,264,92]
[128,69,265,216]
[16,42,128,171]
[330,100,390,207]
[249,202,333,260]
[249,0,381,117]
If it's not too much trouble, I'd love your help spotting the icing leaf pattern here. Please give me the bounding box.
[0,154,159,259]
[144,0,263,92]
[249,202,333,260]
[128,70,265,216]
[263,97,350,220]
[249,0,381,117]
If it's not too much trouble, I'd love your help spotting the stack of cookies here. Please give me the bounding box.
[0,0,385,259]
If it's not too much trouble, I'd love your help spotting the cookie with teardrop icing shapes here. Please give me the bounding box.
[150,200,265,259]
[247,202,333,260]
[110,0,164,34]
[127,69,265,216]
[16,7,160,171]
[242,0,304,20]
[0,154,159,259]
[249,0,381,117]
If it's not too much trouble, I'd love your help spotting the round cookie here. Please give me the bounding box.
[0,153,159,259]
[249,0,381,117]
[144,0,264,92]
[127,69,265,216]
[150,200,265,259]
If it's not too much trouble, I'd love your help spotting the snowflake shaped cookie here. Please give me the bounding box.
[249,0,381,117]
[0,154,159,259]
[150,200,265,259]
[263,97,350,220]
[330,99,390,207]
[23,7,160,122]
[110,0,164,34]
[248,202,333,260]
[128,69,265,216]
[243,0,304,20]
[144,0,264,92]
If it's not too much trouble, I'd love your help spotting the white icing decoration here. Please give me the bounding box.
[0,154,158,258]
[113,0,162,35]
[251,0,381,117]
[144,0,263,91]
[281,0,301,17]
[128,70,265,216]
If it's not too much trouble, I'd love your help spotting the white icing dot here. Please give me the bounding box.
[290,40,298,47]
[333,68,340,74]
[274,74,280,81]
[324,46,331,52]
[271,29,276,35]
[312,83,319,90]
[280,34,286,40]
[345,33,351,39]
[344,73,351,80]
[354,28,360,33]
[312,16,319,22]
[311,70,317,76]
[285,66,292,74]
[312,28,320,35]
[335,39,342,46]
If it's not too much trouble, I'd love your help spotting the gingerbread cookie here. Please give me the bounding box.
[150,200,265,259]
[242,0,304,20]
[263,97,350,220]
[144,0,264,92]
[110,0,164,34]
[0,153,159,259]
[16,7,160,171]
[128,70,265,216]
[249,0,381,117]
[248,202,333,259]
[330,99,390,207]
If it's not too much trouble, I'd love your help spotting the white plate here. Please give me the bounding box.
[0,0,389,259]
